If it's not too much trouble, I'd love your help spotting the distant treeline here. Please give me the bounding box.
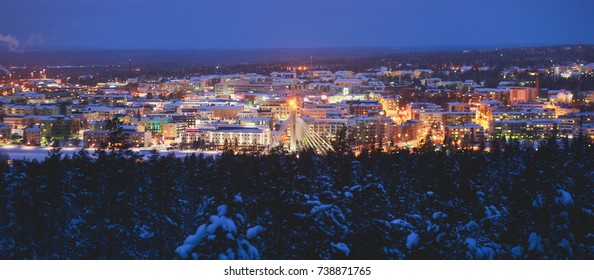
[3,45,593,84]
[0,137,592,259]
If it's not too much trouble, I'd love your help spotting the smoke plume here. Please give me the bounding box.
[0,34,21,52]
[26,33,45,47]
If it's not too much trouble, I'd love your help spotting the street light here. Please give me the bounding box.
[288,99,297,110]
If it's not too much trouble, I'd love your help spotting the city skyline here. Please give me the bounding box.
[1,0,594,51]
[1,0,593,267]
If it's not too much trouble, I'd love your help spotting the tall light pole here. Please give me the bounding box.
[289,99,298,153]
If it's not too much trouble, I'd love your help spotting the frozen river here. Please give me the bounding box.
[0,145,220,161]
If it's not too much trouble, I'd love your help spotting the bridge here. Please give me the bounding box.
[270,100,334,154]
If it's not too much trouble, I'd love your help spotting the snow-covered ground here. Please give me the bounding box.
[0,145,220,161]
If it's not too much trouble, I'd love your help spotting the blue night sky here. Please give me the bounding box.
[0,0,593,51]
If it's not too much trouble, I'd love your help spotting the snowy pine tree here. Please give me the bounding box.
[175,195,263,260]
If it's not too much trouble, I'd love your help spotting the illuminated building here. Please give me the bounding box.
[393,119,423,143]
[445,124,485,146]
[308,82,335,92]
[39,116,81,140]
[209,126,271,148]
[270,72,297,79]
[302,117,350,143]
[446,102,471,112]
[1,104,60,116]
[525,119,560,139]
[410,102,443,114]
[492,120,527,139]
[413,69,433,79]
[162,122,187,142]
[80,106,127,121]
[509,87,538,104]
[442,112,476,126]
[308,70,332,79]
[346,100,382,116]
[558,118,578,137]
[352,115,393,146]
[79,94,130,107]
[2,115,37,130]
[491,109,556,121]
[414,111,475,128]
[23,125,42,146]
[214,80,290,96]
[492,119,560,140]
[83,125,151,148]
[377,95,401,116]
[392,70,413,77]
[472,88,508,102]
[181,125,271,149]
[548,90,573,105]
[333,78,363,87]
[194,105,243,120]
[238,117,271,127]
[300,105,343,119]
[237,109,258,118]
[0,122,11,143]
[584,125,594,140]
[68,109,100,127]
[259,99,294,120]
[127,116,172,134]
[335,71,355,78]
[172,114,200,127]
[552,105,579,116]
[181,127,210,145]
[482,108,556,135]
[256,109,273,118]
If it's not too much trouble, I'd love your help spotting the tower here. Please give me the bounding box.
[289,99,297,152]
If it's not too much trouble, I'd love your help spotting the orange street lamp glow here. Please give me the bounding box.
[288,99,297,110]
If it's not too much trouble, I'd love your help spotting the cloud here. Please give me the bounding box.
[0,34,21,52]
[26,33,45,47]
[0,65,10,75]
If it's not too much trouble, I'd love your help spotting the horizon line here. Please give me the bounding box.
[1,42,592,53]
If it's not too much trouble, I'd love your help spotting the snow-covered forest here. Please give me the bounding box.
[0,136,592,259]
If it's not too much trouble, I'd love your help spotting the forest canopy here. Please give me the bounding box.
[0,137,593,259]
